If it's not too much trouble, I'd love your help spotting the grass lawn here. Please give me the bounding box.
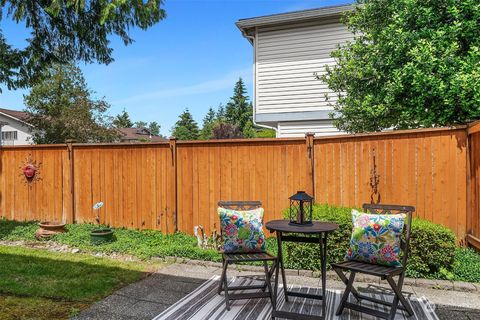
[0,245,164,320]
[1,218,480,283]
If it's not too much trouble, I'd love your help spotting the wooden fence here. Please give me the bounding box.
[467,121,480,248]
[1,124,479,246]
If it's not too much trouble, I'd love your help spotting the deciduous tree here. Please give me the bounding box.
[24,64,120,144]
[212,122,243,139]
[320,0,480,132]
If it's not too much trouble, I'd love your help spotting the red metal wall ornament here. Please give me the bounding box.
[20,155,42,185]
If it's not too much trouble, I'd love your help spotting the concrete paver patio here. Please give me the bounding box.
[75,263,480,320]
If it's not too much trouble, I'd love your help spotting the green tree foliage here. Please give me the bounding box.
[113,109,133,128]
[171,108,199,140]
[148,121,161,136]
[216,104,226,122]
[255,128,276,138]
[320,0,480,133]
[225,78,253,132]
[113,111,161,136]
[134,121,148,128]
[0,0,166,91]
[212,122,243,139]
[24,64,120,144]
[199,107,217,140]
[242,119,255,138]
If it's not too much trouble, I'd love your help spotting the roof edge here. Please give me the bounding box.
[236,4,354,31]
[0,110,34,127]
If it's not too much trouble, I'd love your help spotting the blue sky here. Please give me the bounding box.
[0,0,351,136]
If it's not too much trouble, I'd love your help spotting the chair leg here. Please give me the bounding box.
[221,260,231,311]
[336,271,356,316]
[218,257,226,294]
[262,259,276,291]
[272,258,280,319]
[263,261,274,305]
[333,266,362,302]
[386,275,414,318]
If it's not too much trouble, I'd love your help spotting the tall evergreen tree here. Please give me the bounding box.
[149,122,161,136]
[225,78,252,132]
[171,109,199,140]
[134,121,148,128]
[200,107,217,140]
[216,103,226,122]
[113,109,133,128]
[0,1,166,91]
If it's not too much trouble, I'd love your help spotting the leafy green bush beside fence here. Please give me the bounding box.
[281,204,457,278]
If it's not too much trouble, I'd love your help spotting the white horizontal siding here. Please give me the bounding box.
[0,113,33,145]
[277,120,344,138]
[255,20,352,116]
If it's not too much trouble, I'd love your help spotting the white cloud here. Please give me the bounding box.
[113,66,252,105]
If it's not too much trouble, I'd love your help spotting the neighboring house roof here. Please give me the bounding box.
[117,127,166,142]
[236,4,354,40]
[0,107,33,127]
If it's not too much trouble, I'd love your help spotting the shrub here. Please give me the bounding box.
[281,204,457,278]
[407,218,456,278]
[450,248,480,283]
[282,204,353,270]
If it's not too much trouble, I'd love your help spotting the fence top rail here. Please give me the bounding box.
[0,144,67,150]
[467,120,480,135]
[71,141,170,148]
[0,124,473,150]
[175,137,305,145]
[313,125,467,142]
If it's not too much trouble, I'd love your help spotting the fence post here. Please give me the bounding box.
[65,139,76,223]
[168,137,178,233]
[305,133,316,198]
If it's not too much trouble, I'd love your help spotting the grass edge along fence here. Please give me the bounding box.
[1,122,480,249]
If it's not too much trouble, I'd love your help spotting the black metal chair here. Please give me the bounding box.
[217,201,277,311]
[332,204,415,320]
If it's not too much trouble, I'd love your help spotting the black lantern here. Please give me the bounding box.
[289,191,314,226]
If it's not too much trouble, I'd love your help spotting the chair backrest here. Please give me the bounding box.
[218,201,262,211]
[362,203,415,267]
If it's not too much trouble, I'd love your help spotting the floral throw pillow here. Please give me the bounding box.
[345,209,406,267]
[218,207,265,253]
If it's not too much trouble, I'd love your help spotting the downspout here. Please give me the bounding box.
[243,30,278,134]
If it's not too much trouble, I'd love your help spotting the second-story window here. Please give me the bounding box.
[1,131,18,141]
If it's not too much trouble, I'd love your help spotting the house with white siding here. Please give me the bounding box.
[236,5,354,137]
[0,108,34,145]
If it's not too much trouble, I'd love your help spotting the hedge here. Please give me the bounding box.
[281,204,457,278]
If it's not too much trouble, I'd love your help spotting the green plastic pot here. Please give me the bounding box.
[90,228,114,245]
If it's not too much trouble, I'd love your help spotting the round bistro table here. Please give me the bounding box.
[265,220,339,320]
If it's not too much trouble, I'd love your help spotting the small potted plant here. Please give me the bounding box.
[90,202,115,245]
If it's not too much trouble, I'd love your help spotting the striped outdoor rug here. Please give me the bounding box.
[153,276,438,320]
